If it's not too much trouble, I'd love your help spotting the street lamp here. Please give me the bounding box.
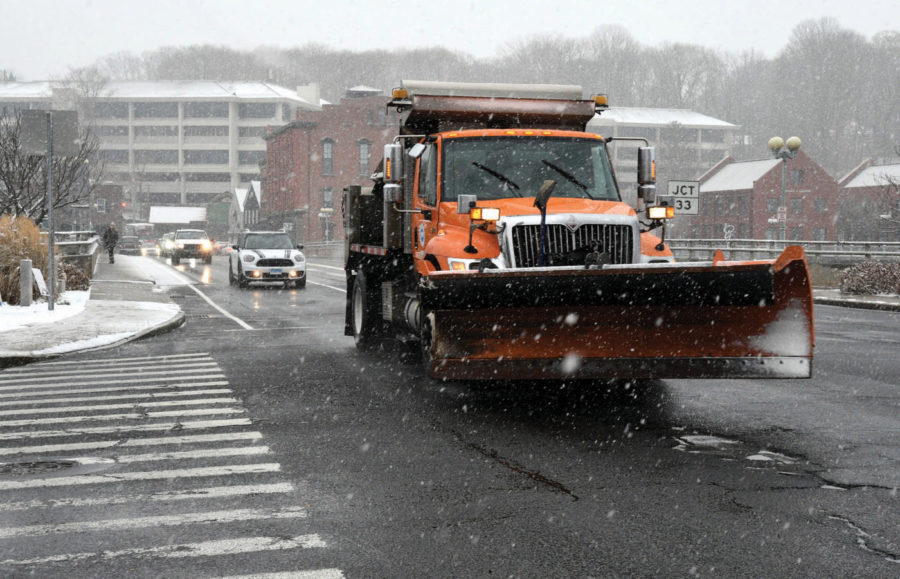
[767,136,802,241]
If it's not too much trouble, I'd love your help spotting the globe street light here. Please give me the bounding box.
[768,136,802,241]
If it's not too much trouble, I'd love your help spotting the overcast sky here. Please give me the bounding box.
[1,0,896,81]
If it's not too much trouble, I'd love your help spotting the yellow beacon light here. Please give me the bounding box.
[471,207,500,221]
[392,88,409,100]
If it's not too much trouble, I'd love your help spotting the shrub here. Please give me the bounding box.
[61,263,90,291]
[839,261,900,295]
[0,215,48,305]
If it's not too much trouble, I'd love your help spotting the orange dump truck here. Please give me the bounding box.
[343,81,814,380]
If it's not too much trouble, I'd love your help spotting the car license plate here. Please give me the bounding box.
[271,268,282,274]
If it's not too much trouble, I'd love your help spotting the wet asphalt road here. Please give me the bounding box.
[1,254,897,578]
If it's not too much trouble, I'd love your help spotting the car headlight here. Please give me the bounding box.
[242,254,256,263]
[201,240,212,251]
[293,253,305,263]
[176,241,185,249]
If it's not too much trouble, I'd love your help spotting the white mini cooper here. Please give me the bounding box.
[228,230,306,289]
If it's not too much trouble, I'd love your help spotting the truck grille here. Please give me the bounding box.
[257,258,293,267]
[510,223,634,267]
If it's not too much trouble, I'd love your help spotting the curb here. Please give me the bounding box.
[813,297,900,312]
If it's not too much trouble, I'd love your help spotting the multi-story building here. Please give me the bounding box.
[262,86,399,243]
[692,150,839,240]
[837,160,900,241]
[0,80,321,221]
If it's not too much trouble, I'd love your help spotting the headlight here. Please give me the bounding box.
[201,240,212,251]
[447,258,478,271]
[242,254,256,263]
[176,241,185,249]
[293,253,305,263]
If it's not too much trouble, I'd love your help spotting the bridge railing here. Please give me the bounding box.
[668,238,900,266]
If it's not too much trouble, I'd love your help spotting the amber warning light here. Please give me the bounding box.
[470,207,500,221]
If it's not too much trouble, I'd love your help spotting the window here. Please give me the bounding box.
[100,150,129,163]
[142,172,181,182]
[183,150,229,165]
[700,129,725,143]
[134,150,178,164]
[184,125,228,137]
[238,103,277,119]
[618,127,655,141]
[134,125,178,139]
[766,228,779,241]
[766,198,779,213]
[358,140,371,177]
[790,197,803,215]
[96,198,108,213]
[660,127,698,142]
[238,150,266,165]
[789,226,803,240]
[94,103,128,118]
[322,139,334,176]
[322,188,334,209]
[239,126,268,138]
[184,172,231,182]
[814,198,828,213]
[813,228,826,241]
[133,102,178,118]
[790,169,805,185]
[97,126,129,137]
[418,143,437,206]
[183,102,228,118]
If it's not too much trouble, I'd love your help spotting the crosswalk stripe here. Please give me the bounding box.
[0,418,253,440]
[0,361,220,381]
[116,445,271,463]
[0,397,238,416]
[0,462,282,490]
[0,388,234,407]
[0,381,231,399]
[0,505,307,539]
[0,407,243,428]
[0,482,295,512]
[217,571,345,579]
[0,367,225,387]
[0,431,264,456]
[0,373,228,392]
[1,353,213,370]
[0,534,327,566]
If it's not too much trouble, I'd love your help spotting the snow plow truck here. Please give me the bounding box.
[343,80,814,381]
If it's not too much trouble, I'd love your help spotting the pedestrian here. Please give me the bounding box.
[102,223,119,263]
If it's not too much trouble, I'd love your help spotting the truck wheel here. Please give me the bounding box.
[351,271,383,349]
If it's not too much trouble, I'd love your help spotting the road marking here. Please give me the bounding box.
[0,534,328,566]
[0,482,294,512]
[0,397,238,416]
[0,431,263,456]
[0,462,282,490]
[0,366,224,386]
[188,283,254,330]
[0,373,228,392]
[2,352,212,370]
[116,445,271,463]
[0,388,234,407]
[307,262,344,272]
[0,360,220,381]
[0,505,307,539]
[0,381,231,399]
[219,571,345,579]
[0,407,243,428]
[0,417,253,440]
[307,280,346,293]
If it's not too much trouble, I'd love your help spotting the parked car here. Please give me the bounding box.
[118,235,141,255]
[157,233,175,258]
[229,230,306,289]
[171,229,213,265]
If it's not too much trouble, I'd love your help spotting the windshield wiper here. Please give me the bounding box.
[471,161,522,196]
[541,159,596,200]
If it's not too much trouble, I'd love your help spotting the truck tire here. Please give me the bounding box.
[351,271,383,350]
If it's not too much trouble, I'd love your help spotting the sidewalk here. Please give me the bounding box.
[0,256,185,367]
[0,257,898,368]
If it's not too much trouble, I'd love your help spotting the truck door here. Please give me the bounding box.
[412,142,437,253]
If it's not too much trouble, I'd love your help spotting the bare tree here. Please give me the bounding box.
[0,113,104,226]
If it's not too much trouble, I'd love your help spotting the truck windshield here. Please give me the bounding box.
[441,136,619,203]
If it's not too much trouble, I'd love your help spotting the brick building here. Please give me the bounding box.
[262,87,399,243]
[836,160,900,241]
[687,150,839,240]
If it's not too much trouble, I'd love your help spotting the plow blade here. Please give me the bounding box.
[420,247,814,380]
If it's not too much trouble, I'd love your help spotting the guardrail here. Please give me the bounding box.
[53,232,102,277]
[303,241,345,262]
[668,238,900,266]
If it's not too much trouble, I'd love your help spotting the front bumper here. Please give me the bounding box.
[244,266,306,281]
[175,245,212,258]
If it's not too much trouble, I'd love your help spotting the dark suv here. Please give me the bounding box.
[171,229,213,265]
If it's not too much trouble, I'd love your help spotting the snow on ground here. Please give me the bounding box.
[0,291,90,333]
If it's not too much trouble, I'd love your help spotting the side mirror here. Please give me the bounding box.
[296,244,304,250]
[231,244,238,250]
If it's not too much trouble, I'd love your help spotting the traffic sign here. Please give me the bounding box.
[777,207,787,222]
[667,180,700,215]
